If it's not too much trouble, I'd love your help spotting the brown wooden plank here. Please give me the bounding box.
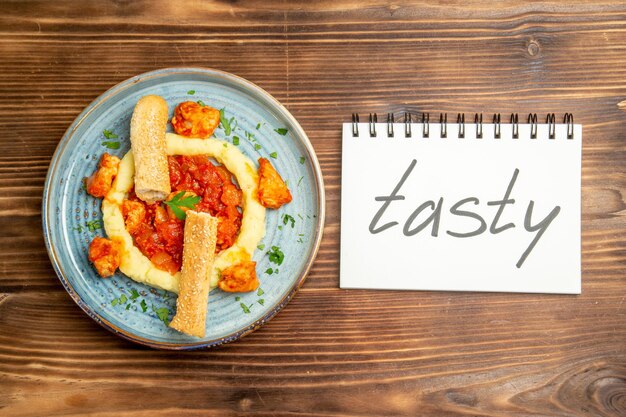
[0,291,625,416]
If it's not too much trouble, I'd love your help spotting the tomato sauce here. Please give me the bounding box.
[124,155,243,274]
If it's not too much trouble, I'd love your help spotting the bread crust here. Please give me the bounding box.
[130,95,171,203]
[169,211,218,337]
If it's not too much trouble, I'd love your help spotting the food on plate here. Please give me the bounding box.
[218,261,259,293]
[84,94,297,335]
[86,153,121,198]
[130,95,171,203]
[169,211,218,338]
[88,237,122,277]
[171,101,221,139]
[257,157,292,209]
[100,133,266,293]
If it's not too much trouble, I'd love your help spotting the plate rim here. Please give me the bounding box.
[42,66,326,350]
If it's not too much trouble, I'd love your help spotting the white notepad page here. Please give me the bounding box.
[340,121,582,294]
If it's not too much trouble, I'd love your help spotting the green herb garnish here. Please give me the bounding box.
[269,152,278,159]
[257,288,264,296]
[258,299,265,305]
[254,144,261,151]
[73,226,84,232]
[233,136,240,146]
[101,141,120,149]
[164,191,201,220]
[282,214,295,228]
[152,305,170,325]
[119,294,127,304]
[267,246,284,266]
[256,123,262,129]
[235,296,241,301]
[297,176,304,186]
[265,268,274,274]
[257,243,265,250]
[103,129,118,139]
[219,108,234,136]
[140,299,148,312]
[111,298,119,306]
[130,289,140,300]
[277,225,282,231]
[240,303,251,314]
[126,304,131,310]
[299,156,305,164]
[197,100,206,106]
[274,128,288,136]
[86,220,102,232]
[187,90,195,95]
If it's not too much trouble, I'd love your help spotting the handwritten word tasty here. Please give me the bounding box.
[369,159,560,268]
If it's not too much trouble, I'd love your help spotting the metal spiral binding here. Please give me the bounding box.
[387,113,394,137]
[350,112,574,140]
[475,113,483,138]
[404,112,412,137]
[510,113,519,139]
[369,113,377,137]
[457,113,465,138]
[564,113,574,139]
[546,113,556,139]
[493,113,501,138]
[440,113,447,138]
[351,113,359,137]
[528,113,538,139]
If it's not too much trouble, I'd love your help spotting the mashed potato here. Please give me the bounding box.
[102,133,266,293]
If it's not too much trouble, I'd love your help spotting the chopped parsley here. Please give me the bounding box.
[254,143,262,151]
[233,136,240,146]
[297,176,304,186]
[297,214,303,220]
[126,304,131,310]
[101,141,120,149]
[258,299,265,305]
[164,191,201,220]
[240,303,252,314]
[119,294,127,304]
[257,288,264,296]
[267,246,284,266]
[274,128,288,136]
[140,299,148,312]
[111,298,119,306]
[277,225,282,231]
[197,100,206,106]
[256,123,262,130]
[269,152,278,159]
[152,305,170,325]
[265,268,274,274]
[219,108,234,136]
[282,214,295,228]
[187,90,195,95]
[235,296,241,301]
[299,156,306,164]
[102,129,118,139]
[85,220,102,232]
[72,226,84,232]
[257,243,265,250]
[130,289,140,300]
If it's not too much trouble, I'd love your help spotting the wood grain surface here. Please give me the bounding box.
[1,1,626,416]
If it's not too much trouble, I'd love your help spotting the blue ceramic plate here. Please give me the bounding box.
[43,68,325,349]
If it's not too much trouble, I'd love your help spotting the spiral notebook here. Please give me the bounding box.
[340,113,582,294]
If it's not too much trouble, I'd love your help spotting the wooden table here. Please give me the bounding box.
[1,1,625,416]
